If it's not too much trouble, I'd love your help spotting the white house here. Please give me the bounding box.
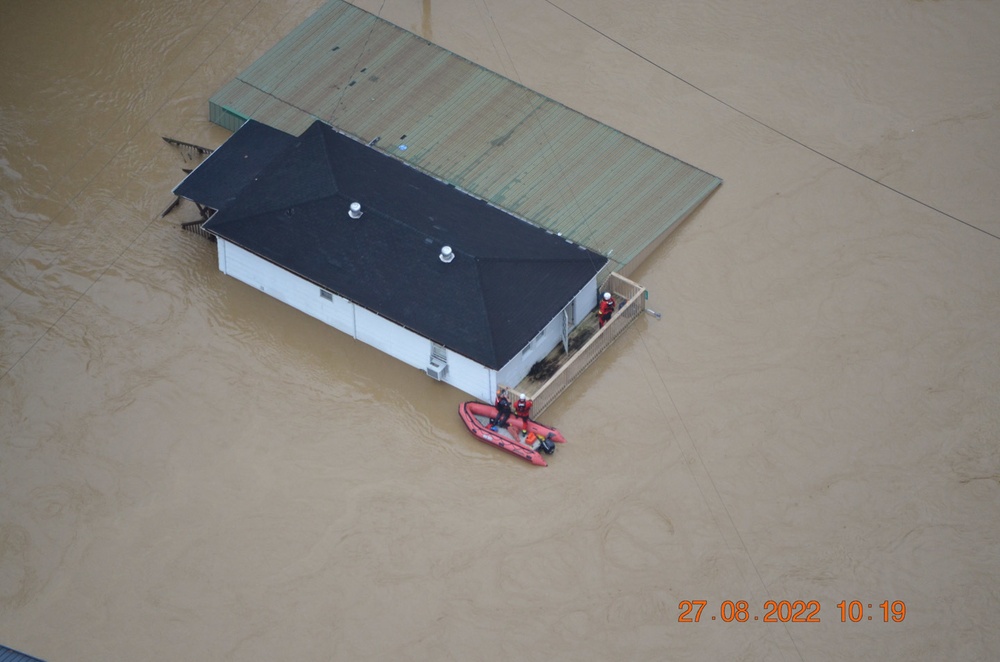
[175,120,606,402]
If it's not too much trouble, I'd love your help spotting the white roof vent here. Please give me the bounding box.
[439,246,455,263]
[348,202,363,219]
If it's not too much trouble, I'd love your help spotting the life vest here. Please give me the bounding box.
[515,399,532,416]
[599,298,615,316]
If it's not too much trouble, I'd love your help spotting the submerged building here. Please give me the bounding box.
[176,119,605,402]
[176,0,721,405]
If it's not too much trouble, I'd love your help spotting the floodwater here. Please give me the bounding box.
[2,0,998,659]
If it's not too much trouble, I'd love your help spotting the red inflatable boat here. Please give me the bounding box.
[458,401,567,466]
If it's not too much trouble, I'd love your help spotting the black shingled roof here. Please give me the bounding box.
[174,120,297,210]
[176,120,606,369]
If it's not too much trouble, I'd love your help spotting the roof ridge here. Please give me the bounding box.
[470,256,498,366]
[475,254,601,263]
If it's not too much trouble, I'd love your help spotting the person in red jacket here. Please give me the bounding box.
[598,292,616,328]
[514,393,533,423]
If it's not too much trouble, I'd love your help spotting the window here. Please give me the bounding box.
[522,327,547,356]
[431,343,447,363]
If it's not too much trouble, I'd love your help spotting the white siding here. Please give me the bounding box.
[443,351,495,402]
[355,307,428,368]
[214,240,499,401]
[218,239,228,272]
[354,307,496,401]
[573,277,599,326]
[220,240,355,336]
[497,312,563,389]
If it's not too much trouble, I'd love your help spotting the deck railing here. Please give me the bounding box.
[530,272,646,415]
[181,219,216,242]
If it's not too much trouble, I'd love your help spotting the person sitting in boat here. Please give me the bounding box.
[598,292,616,328]
[514,393,533,423]
[491,389,512,430]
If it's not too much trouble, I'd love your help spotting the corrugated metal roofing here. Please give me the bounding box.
[0,645,46,662]
[210,0,721,276]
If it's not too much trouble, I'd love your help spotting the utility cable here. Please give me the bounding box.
[478,0,610,279]
[329,0,387,125]
[635,331,805,661]
[542,0,998,242]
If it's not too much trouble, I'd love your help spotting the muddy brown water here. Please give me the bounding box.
[2,1,998,660]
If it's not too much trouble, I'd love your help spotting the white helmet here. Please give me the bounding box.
[519,393,526,400]
[603,292,611,300]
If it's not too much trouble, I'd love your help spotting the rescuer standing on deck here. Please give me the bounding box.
[515,393,533,423]
[599,292,616,328]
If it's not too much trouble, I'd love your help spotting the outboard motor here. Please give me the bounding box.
[539,434,556,455]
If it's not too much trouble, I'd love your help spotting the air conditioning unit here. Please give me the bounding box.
[425,361,448,381]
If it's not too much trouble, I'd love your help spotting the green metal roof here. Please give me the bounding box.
[209,0,721,276]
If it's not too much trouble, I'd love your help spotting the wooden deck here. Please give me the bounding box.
[514,310,601,393]
[510,272,647,415]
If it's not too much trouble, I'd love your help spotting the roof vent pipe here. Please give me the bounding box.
[439,246,455,263]
[348,202,363,219]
